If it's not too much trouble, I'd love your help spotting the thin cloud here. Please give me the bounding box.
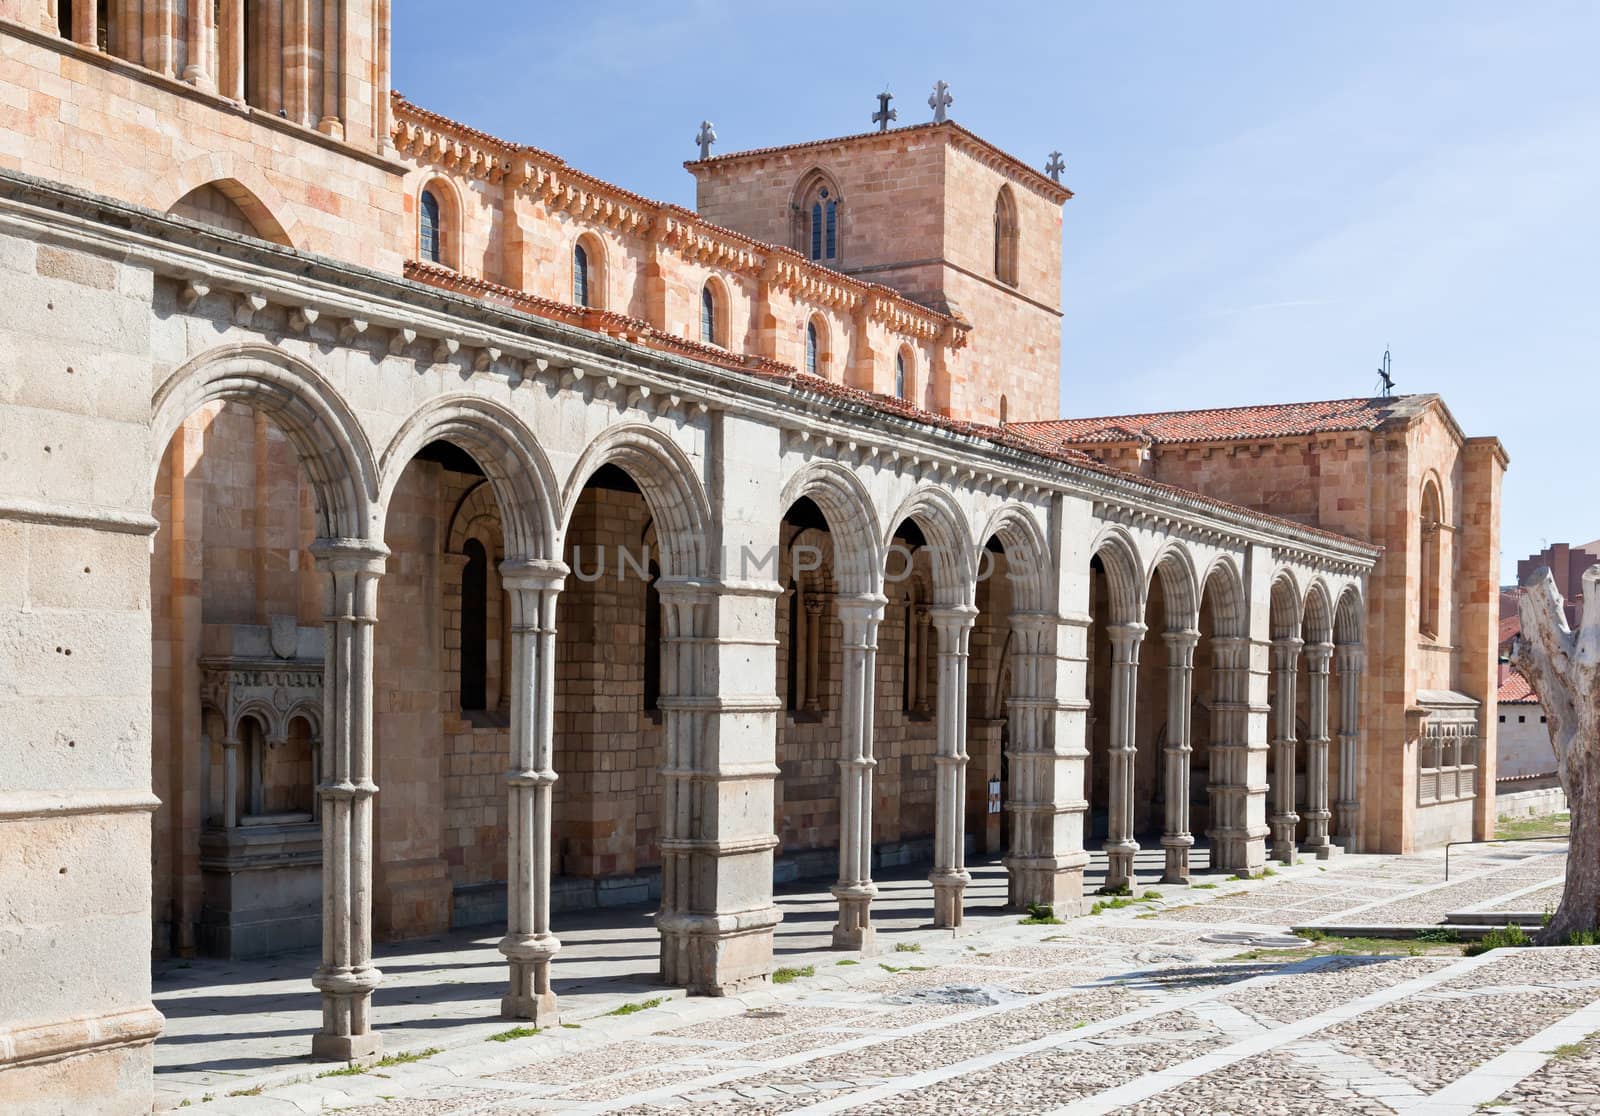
[1184,298,1338,321]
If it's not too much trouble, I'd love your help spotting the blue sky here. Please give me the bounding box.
[394,1,1598,571]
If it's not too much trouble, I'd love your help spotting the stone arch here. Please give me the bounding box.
[286,703,323,739]
[779,460,883,597]
[993,183,1019,286]
[1088,525,1145,626]
[1303,580,1335,645]
[804,313,831,378]
[562,424,712,579]
[414,174,464,269]
[885,485,975,608]
[700,275,731,347]
[1149,540,1201,632]
[1419,475,1445,638]
[1334,584,1364,646]
[977,503,1052,614]
[150,343,377,540]
[378,394,558,563]
[1200,554,1249,638]
[1269,569,1305,642]
[445,479,503,555]
[163,152,299,246]
[571,230,608,309]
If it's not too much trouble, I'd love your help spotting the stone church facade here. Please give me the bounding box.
[0,2,1503,1112]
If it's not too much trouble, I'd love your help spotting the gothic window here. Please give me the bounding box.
[644,562,662,713]
[573,242,590,307]
[793,171,842,264]
[1419,479,1443,639]
[700,282,717,345]
[419,189,442,264]
[460,538,488,711]
[994,185,1019,286]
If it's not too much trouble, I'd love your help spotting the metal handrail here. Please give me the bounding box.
[1444,831,1569,880]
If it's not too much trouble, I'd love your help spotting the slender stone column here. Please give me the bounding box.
[216,0,244,101]
[498,558,566,1021]
[832,593,885,950]
[182,0,215,89]
[1334,644,1364,850]
[221,732,240,829]
[308,538,386,1062]
[929,604,977,927]
[285,0,311,124]
[914,603,932,713]
[1160,629,1199,884]
[1103,622,1146,890]
[1303,641,1335,858]
[1208,635,1253,871]
[318,0,342,136]
[1001,610,1091,914]
[147,0,176,76]
[70,0,98,47]
[1269,636,1303,864]
[804,592,823,712]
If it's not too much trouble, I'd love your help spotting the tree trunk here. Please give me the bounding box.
[1511,565,1600,942]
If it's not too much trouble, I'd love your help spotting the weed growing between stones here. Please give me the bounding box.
[1464,924,1532,957]
[608,997,667,1015]
[772,965,814,984]
[1020,903,1063,925]
[895,942,922,952]
[487,1025,542,1042]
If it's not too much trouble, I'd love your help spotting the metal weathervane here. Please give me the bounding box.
[1376,346,1395,398]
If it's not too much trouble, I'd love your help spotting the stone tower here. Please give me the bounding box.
[688,118,1071,425]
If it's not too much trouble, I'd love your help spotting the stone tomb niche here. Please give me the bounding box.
[197,620,324,959]
[1413,689,1481,848]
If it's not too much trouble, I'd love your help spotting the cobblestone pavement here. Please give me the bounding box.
[167,840,1598,1115]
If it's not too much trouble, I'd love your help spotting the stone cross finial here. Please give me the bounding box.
[1045,151,1065,182]
[928,80,953,123]
[873,90,897,132]
[695,120,717,160]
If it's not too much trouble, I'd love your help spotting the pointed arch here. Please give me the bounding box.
[791,166,844,263]
[1269,569,1305,641]
[977,503,1053,614]
[413,175,463,269]
[1088,525,1145,626]
[378,394,558,562]
[1334,584,1365,646]
[1149,541,1201,632]
[779,460,883,598]
[150,343,377,540]
[1200,554,1249,638]
[886,485,975,608]
[163,153,300,247]
[1419,475,1444,638]
[572,232,608,309]
[562,424,712,579]
[993,183,1019,286]
[1303,579,1335,646]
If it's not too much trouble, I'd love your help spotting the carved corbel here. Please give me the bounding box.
[388,328,417,355]
[474,346,502,373]
[339,318,369,344]
[434,338,460,363]
[179,280,210,309]
[234,293,267,327]
[289,307,320,333]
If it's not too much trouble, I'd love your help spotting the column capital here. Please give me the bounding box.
[1270,636,1304,671]
[1107,621,1147,647]
[835,593,888,622]
[1007,609,1062,634]
[310,537,389,575]
[1162,628,1201,648]
[1305,641,1335,671]
[1335,642,1365,672]
[928,604,979,631]
[499,557,569,594]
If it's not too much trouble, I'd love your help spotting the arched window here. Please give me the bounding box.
[700,282,718,345]
[460,538,488,711]
[573,242,591,307]
[793,170,842,264]
[999,393,1009,425]
[805,319,819,376]
[1419,480,1443,638]
[994,185,1019,286]
[419,189,442,264]
[895,348,911,401]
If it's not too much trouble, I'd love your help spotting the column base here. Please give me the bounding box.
[1160,837,1192,885]
[658,908,781,995]
[1004,854,1089,917]
[1104,842,1138,891]
[1305,840,1341,861]
[501,988,559,1023]
[1269,816,1300,864]
[1211,829,1264,874]
[311,1029,382,1063]
[930,870,969,929]
[831,886,876,952]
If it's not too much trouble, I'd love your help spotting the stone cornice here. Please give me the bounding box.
[0,169,1375,572]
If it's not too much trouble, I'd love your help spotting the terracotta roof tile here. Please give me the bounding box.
[1498,672,1538,703]
[1011,396,1437,449]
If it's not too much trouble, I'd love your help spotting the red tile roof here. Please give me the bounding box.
[1498,672,1538,703]
[1012,396,1437,449]
[1499,613,1522,648]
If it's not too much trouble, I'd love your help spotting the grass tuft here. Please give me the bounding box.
[1096,881,1132,897]
[894,942,922,953]
[1020,902,1063,925]
[1191,882,1218,890]
[772,965,814,984]
[608,997,667,1016]
[487,1025,542,1042]
[836,958,859,966]
[1463,924,1532,957]
[1415,927,1460,943]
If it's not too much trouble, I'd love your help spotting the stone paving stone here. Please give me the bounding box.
[665,1007,845,1042]
[1221,955,1455,1024]
[1482,1035,1600,1114]
[1439,946,1600,990]
[492,1039,717,1084]
[323,1089,504,1115]
[1115,1049,1398,1115]
[1150,903,1280,924]
[956,944,1081,968]
[1484,884,1565,913]
[718,1030,863,1062]
[1323,988,1596,1090]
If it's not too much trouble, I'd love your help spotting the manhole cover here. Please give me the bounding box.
[1200,932,1310,949]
